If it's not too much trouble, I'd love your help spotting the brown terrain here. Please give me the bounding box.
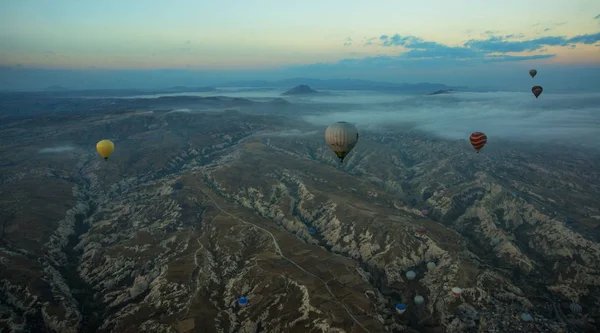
[0,92,599,333]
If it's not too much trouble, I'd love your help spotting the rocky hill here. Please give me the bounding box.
[0,93,599,332]
[282,85,318,96]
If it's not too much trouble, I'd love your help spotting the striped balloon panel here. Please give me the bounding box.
[325,122,358,154]
[470,132,487,152]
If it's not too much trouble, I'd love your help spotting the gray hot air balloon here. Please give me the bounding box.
[325,122,359,164]
[520,312,533,322]
[414,295,425,305]
[570,302,582,314]
[406,270,417,280]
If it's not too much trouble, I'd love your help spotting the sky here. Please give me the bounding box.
[1,0,600,90]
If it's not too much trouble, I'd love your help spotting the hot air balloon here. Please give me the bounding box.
[451,287,462,296]
[570,303,582,314]
[414,295,425,305]
[238,297,248,307]
[325,122,359,164]
[406,270,417,280]
[427,262,437,270]
[469,132,487,153]
[532,85,543,98]
[414,227,426,238]
[395,303,407,314]
[96,140,115,160]
[529,69,537,78]
[308,227,316,234]
[491,237,502,246]
[420,209,429,216]
[520,312,533,322]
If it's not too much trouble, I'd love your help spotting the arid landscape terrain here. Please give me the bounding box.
[1,89,599,333]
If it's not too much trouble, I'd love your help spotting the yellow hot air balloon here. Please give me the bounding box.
[96,140,115,160]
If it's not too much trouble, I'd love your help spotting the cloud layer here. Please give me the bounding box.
[349,32,600,65]
[300,91,600,150]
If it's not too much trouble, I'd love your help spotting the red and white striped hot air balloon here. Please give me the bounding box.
[451,287,462,296]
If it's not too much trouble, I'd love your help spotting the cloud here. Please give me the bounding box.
[351,32,600,65]
[300,91,600,150]
[343,37,352,47]
[39,145,75,153]
[595,14,600,19]
[263,129,319,137]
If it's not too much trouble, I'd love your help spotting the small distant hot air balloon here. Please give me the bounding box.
[308,227,316,234]
[491,237,502,246]
[414,295,425,305]
[426,262,437,270]
[420,209,429,216]
[520,312,533,322]
[395,303,407,314]
[406,270,417,280]
[414,227,426,238]
[451,287,462,296]
[238,297,248,307]
[570,303,582,314]
[469,132,487,153]
[96,140,115,160]
[532,85,543,99]
[529,69,537,78]
[325,122,359,164]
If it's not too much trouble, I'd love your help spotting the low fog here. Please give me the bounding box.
[38,146,75,153]
[300,91,600,149]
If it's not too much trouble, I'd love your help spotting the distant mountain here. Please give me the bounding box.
[162,86,216,93]
[282,85,318,96]
[44,85,68,91]
[221,78,461,94]
[427,89,455,95]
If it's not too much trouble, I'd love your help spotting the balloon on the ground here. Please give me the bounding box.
[395,303,407,314]
[521,312,533,322]
[452,287,462,296]
[570,303,582,314]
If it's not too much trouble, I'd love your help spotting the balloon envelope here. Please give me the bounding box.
[96,140,115,160]
[238,297,248,307]
[414,295,425,305]
[520,312,533,322]
[529,69,537,78]
[452,287,462,296]
[532,85,543,98]
[395,303,407,314]
[308,227,316,234]
[406,271,416,280]
[469,132,487,153]
[325,122,359,164]
[570,303,582,313]
[427,262,437,270]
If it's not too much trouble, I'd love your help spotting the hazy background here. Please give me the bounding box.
[1,0,599,91]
